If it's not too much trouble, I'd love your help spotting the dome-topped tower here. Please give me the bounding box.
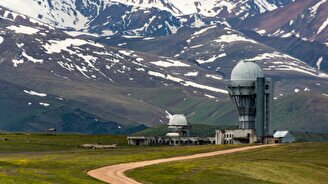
[166,114,191,137]
[231,61,264,81]
[168,114,188,126]
[227,60,273,142]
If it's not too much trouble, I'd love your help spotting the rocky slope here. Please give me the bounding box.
[237,0,328,43]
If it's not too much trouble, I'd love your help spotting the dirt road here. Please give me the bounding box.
[87,144,277,184]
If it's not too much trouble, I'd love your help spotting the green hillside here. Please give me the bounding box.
[272,93,328,133]
[128,142,328,184]
[1,75,328,134]
[133,92,328,134]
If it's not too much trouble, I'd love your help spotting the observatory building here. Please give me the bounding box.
[216,61,274,144]
[166,114,191,137]
[128,114,215,146]
[128,61,274,146]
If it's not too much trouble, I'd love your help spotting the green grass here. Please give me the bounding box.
[0,133,127,153]
[0,133,238,183]
[128,142,328,184]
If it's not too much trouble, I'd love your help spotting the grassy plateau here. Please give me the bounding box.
[0,133,327,184]
[128,142,328,184]
[0,133,238,184]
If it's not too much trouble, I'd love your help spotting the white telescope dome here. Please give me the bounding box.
[231,61,264,81]
[168,114,188,126]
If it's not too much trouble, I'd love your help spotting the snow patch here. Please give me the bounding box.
[255,29,266,35]
[205,74,223,80]
[316,57,323,70]
[190,44,203,49]
[191,16,206,28]
[12,59,24,67]
[214,34,257,44]
[24,90,47,97]
[310,0,326,18]
[196,53,226,64]
[43,38,103,54]
[119,50,134,56]
[7,25,39,35]
[122,35,143,39]
[102,30,115,36]
[148,71,228,94]
[204,94,215,99]
[193,25,216,36]
[184,71,198,77]
[148,71,166,78]
[317,18,328,34]
[22,51,43,64]
[143,37,154,40]
[64,31,98,37]
[39,102,50,107]
[150,60,190,67]
[253,0,277,13]
[136,68,145,72]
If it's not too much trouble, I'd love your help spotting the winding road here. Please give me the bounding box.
[87,144,277,184]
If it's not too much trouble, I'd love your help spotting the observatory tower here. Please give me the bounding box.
[227,61,273,142]
[166,114,191,137]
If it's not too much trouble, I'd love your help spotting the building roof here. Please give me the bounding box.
[273,131,290,138]
[231,61,264,82]
[168,114,188,126]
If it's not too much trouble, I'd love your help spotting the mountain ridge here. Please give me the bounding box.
[0,1,327,134]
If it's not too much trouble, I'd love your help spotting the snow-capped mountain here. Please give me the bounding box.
[106,0,292,17]
[1,1,328,133]
[0,8,228,95]
[1,5,327,100]
[0,0,296,37]
[0,7,235,132]
[102,23,328,81]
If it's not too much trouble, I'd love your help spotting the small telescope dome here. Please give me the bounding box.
[231,61,264,82]
[168,114,188,126]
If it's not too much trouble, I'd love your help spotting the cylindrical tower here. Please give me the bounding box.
[228,61,264,130]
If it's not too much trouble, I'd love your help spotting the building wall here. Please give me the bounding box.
[215,129,257,145]
[167,125,191,137]
[128,136,215,146]
[215,130,224,145]
[282,133,295,143]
